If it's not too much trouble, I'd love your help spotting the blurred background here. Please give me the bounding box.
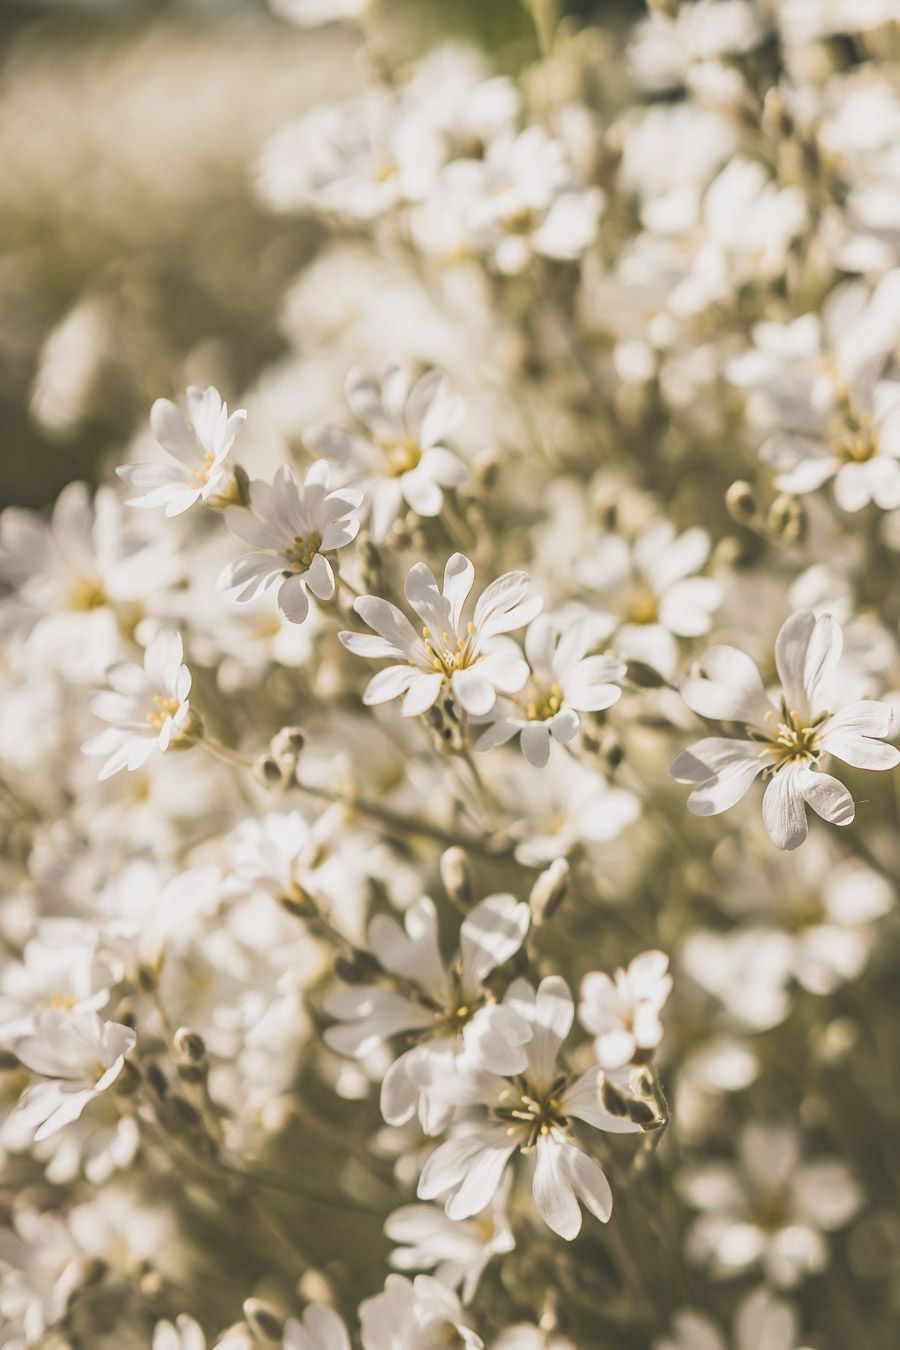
[0,0,638,511]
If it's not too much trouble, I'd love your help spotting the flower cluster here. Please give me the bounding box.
[2,1,899,1347]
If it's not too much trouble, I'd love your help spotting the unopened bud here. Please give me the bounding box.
[254,753,288,790]
[725,480,758,525]
[244,1299,283,1343]
[360,538,383,594]
[174,1027,206,1063]
[598,728,625,770]
[529,858,570,925]
[472,449,500,493]
[599,1074,629,1117]
[440,847,474,910]
[767,494,806,545]
[280,885,317,919]
[334,948,382,984]
[272,726,305,760]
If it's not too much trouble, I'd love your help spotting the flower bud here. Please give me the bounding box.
[725,480,758,526]
[440,847,474,910]
[529,858,570,926]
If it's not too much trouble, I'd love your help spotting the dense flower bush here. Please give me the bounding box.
[1,2,899,1347]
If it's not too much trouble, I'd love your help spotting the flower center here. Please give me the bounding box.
[493,1074,570,1152]
[765,708,822,767]
[783,889,825,932]
[189,449,217,488]
[147,694,181,732]
[284,531,322,570]
[67,575,107,612]
[423,624,476,677]
[381,440,422,477]
[624,586,659,625]
[830,415,878,464]
[518,681,563,722]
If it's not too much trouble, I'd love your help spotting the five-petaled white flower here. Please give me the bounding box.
[415,977,641,1241]
[305,361,468,542]
[117,386,246,517]
[11,1009,136,1142]
[82,628,193,780]
[579,951,672,1071]
[670,610,900,849]
[339,553,542,718]
[325,892,530,1131]
[385,1179,514,1304]
[218,462,362,625]
[476,614,624,767]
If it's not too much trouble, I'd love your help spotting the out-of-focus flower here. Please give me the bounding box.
[218,462,362,624]
[304,362,467,542]
[118,387,246,517]
[679,1124,862,1286]
[655,1286,798,1350]
[325,892,530,1129]
[340,553,541,717]
[359,1274,482,1350]
[82,628,194,780]
[671,610,900,848]
[385,1178,514,1303]
[11,1010,135,1142]
[579,951,672,1070]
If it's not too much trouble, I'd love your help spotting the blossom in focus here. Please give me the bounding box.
[82,628,194,780]
[670,610,900,849]
[218,462,362,624]
[11,1010,135,1142]
[304,361,468,542]
[359,1273,483,1350]
[118,386,246,516]
[416,977,641,1240]
[579,951,672,1071]
[476,614,624,767]
[340,553,541,718]
[679,1124,862,1287]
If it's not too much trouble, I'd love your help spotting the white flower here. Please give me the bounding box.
[578,951,672,1071]
[671,610,900,849]
[11,1009,135,1142]
[655,1287,798,1350]
[82,628,193,780]
[339,553,541,718]
[0,918,120,1039]
[415,977,641,1241]
[117,386,246,517]
[679,1124,862,1287]
[385,1179,514,1303]
[476,614,624,767]
[359,1273,482,1350]
[325,892,530,1130]
[283,1306,351,1350]
[154,1315,206,1350]
[271,0,370,27]
[304,361,468,542]
[218,462,362,624]
[581,522,722,679]
[491,1328,576,1350]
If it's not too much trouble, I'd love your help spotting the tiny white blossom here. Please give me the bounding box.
[218,462,362,624]
[11,1009,135,1142]
[340,553,542,718]
[117,386,246,517]
[385,1179,514,1303]
[476,614,624,767]
[305,361,468,542]
[82,628,193,780]
[579,951,672,1070]
[671,610,900,848]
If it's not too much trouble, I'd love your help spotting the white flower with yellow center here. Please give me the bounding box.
[82,628,193,781]
[117,386,246,517]
[671,610,900,849]
[340,553,542,718]
[415,978,641,1241]
[304,361,468,542]
[579,951,672,1071]
[218,461,362,624]
[476,614,624,767]
[359,1273,483,1350]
